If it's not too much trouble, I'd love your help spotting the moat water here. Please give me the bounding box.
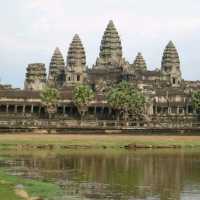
[1,149,200,200]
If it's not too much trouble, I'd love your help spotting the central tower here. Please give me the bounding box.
[99,20,122,66]
[94,20,126,69]
[88,20,128,90]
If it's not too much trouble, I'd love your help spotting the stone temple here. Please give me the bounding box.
[0,20,200,130]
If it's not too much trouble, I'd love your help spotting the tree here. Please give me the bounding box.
[40,86,60,119]
[73,84,95,123]
[106,81,145,125]
[192,91,200,114]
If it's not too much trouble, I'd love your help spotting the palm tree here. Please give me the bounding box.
[40,86,60,119]
[106,81,145,126]
[192,91,200,115]
[73,84,94,124]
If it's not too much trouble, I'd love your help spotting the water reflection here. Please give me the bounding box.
[1,149,200,200]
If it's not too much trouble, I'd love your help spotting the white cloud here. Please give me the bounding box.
[0,0,200,87]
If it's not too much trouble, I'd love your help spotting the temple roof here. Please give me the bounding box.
[26,63,46,81]
[48,47,65,87]
[27,63,46,70]
[133,52,147,71]
[161,41,180,70]
[49,47,65,72]
[99,20,122,62]
[0,89,107,106]
[67,34,86,68]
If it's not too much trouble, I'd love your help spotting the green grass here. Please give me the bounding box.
[0,169,63,200]
[0,183,21,200]
[0,134,200,150]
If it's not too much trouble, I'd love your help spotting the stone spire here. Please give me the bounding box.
[67,34,86,68]
[161,41,182,86]
[24,63,46,91]
[65,34,86,85]
[95,20,123,67]
[48,47,65,88]
[133,52,147,71]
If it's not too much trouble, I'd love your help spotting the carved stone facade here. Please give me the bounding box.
[24,63,46,91]
[95,20,123,68]
[0,20,199,129]
[133,52,147,72]
[65,34,86,85]
[48,47,65,88]
[88,20,128,89]
[161,41,182,87]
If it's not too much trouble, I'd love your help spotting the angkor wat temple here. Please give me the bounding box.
[1,20,200,131]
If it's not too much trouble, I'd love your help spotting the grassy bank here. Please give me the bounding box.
[0,169,62,200]
[0,134,200,149]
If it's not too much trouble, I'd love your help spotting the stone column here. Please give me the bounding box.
[108,108,112,115]
[101,107,104,119]
[70,107,73,116]
[186,104,189,115]
[182,107,185,115]
[154,105,157,115]
[31,105,34,113]
[63,106,66,115]
[168,107,171,115]
[39,106,41,116]
[23,105,25,114]
[6,104,8,113]
[160,107,163,115]
[14,105,17,113]
[94,106,97,115]
[177,107,179,115]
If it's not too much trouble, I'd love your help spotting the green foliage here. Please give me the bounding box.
[106,81,145,118]
[0,169,62,200]
[192,91,200,113]
[0,183,21,200]
[40,86,60,118]
[73,84,94,113]
[40,86,59,106]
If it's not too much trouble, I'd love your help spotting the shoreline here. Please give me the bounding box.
[1,134,200,150]
[1,127,200,135]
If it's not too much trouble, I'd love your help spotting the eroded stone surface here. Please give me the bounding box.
[24,63,46,91]
[48,47,65,88]
[65,34,86,85]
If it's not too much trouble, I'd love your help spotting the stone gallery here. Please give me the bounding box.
[0,20,200,130]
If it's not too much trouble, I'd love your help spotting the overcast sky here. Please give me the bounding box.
[0,0,200,88]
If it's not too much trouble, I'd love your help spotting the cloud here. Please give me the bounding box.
[0,0,200,87]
